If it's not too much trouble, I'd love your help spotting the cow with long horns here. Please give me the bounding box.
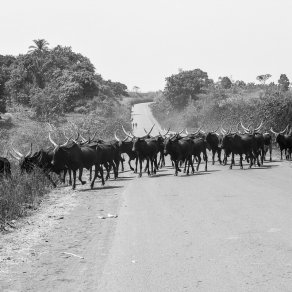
[205,128,222,165]
[270,125,292,160]
[164,135,195,176]
[131,125,160,177]
[10,144,57,186]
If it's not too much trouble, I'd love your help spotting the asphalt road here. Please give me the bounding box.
[2,102,292,292]
[98,103,292,291]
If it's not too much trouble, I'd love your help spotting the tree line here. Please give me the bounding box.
[0,39,129,118]
[163,69,290,109]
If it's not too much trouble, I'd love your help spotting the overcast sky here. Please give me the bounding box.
[1,0,292,91]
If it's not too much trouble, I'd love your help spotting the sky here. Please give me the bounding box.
[1,0,292,91]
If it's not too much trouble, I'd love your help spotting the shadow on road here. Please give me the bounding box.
[149,173,173,178]
[79,185,124,192]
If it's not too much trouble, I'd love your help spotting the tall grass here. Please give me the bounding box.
[0,167,53,223]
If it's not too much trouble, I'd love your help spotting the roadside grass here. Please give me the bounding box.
[0,167,54,225]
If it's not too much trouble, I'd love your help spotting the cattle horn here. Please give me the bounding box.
[11,146,24,158]
[25,143,33,158]
[90,130,98,142]
[122,125,133,138]
[49,132,58,147]
[114,130,120,142]
[9,150,21,161]
[280,125,289,134]
[240,121,250,132]
[212,127,219,133]
[254,120,264,132]
[79,133,87,143]
[270,127,278,135]
[147,124,155,136]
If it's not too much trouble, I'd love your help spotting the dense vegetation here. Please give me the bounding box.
[151,69,292,132]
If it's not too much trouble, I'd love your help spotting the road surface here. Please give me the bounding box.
[1,102,292,291]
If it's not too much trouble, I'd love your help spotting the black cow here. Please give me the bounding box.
[263,132,272,161]
[0,157,11,178]
[132,136,160,177]
[115,132,137,172]
[222,133,256,169]
[189,137,208,172]
[164,136,194,176]
[10,145,58,186]
[271,126,292,160]
[205,131,222,165]
[49,133,105,190]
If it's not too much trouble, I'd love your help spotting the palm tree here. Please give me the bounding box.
[28,39,49,53]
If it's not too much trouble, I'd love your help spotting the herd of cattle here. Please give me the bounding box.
[0,121,292,189]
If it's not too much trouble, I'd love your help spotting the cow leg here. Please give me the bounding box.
[72,170,77,190]
[269,145,272,162]
[68,169,72,185]
[174,160,179,176]
[249,152,254,168]
[89,167,92,181]
[212,150,215,165]
[62,169,66,183]
[183,159,187,173]
[138,157,143,177]
[229,153,234,169]
[135,158,138,173]
[218,149,222,164]
[78,168,86,185]
[204,151,208,171]
[196,155,201,171]
[128,159,134,171]
[147,159,151,176]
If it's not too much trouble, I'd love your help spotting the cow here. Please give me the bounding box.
[49,133,105,190]
[205,128,222,165]
[263,131,272,161]
[164,135,194,176]
[10,144,58,186]
[221,132,256,169]
[131,125,160,177]
[270,126,292,160]
[115,131,137,172]
[189,137,208,172]
[0,156,11,178]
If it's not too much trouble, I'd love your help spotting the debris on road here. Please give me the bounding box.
[62,252,84,259]
[98,213,118,219]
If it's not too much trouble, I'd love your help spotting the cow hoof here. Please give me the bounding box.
[81,181,86,185]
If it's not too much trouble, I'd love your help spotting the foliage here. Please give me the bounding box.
[164,69,210,109]
[221,76,232,89]
[28,39,49,53]
[1,40,128,119]
[256,74,271,84]
[152,80,292,133]
[278,74,290,92]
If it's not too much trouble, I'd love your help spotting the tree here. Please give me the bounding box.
[164,69,209,108]
[256,74,271,85]
[221,76,232,89]
[28,39,49,53]
[235,80,246,88]
[278,74,290,91]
